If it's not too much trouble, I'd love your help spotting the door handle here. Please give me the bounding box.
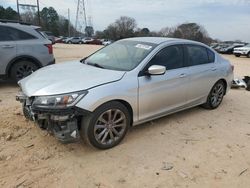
[211,67,217,71]
[2,45,14,48]
[179,73,187,78]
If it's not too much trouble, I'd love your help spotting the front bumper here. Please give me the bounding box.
[16,92,90,143]
[47,58,56,66]
[234,51,248,55]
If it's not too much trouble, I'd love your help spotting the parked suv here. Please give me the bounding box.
[0,20,55,81]
[234,44,250,58]
[66,37,83,44]
[16,37,233,149]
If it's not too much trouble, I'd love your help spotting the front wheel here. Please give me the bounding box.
[247,52,250,58]
[81,101,130,149]
[235,54,240,57]
[202,80,225,109]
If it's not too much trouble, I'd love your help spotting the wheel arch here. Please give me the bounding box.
[7,55,42,77]
[92,99,134,126]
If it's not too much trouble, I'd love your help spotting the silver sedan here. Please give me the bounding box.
[17,37,234,149]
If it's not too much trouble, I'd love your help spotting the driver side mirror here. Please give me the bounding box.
[146,65,166,76]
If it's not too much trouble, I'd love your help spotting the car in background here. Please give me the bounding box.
[214,44,230,52]
[234,44,250,58]
[17,37,233,149]
[82,37,93,44]
[86,39,102,45]
[102,39,113,46]
[66,37,83,44]
[43,31,56,44]
[55,36,67,43]
[219,44,245,54]
[0,19,55,81]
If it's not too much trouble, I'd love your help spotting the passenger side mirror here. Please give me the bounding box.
[147,65,166,75]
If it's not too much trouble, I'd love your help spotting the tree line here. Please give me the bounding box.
[0,6,78,37]
[0,6,214,44]
[96,16,214,44]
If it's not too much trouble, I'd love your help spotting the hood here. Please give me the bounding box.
[19,61,125,97]
[234,47,250,50]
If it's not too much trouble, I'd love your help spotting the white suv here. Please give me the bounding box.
[0,20,55,81]
[234,44,250,58]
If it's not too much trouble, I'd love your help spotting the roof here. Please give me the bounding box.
[0,19,40,29]
[123,37,196,45]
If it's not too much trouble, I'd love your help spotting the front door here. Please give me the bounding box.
[138,45,189,121]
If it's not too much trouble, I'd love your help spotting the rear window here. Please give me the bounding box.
[207,49,215,63]
[6,26,37,40]
[35,28,47,39]
[186,45,210,66]
[0,26,12,41]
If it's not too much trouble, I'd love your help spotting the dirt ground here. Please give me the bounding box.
[0,43,250,188]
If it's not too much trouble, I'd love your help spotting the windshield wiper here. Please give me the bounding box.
[87,63,105,69]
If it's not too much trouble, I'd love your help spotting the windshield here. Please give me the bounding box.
[85,40,156,71]
[245,44,250,47]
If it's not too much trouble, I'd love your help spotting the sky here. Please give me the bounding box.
[1,0,250,42]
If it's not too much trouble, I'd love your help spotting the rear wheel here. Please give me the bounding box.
[202,80,225,109]
[235,54,240,57]
[10,60,38,81]
[247,52,250,58]
[81,101,130,149]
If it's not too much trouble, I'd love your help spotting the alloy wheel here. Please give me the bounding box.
[94,109,127,146]
[210,83,224,107]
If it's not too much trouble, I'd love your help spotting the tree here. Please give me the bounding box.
[85,26,94,37]
[40,7,59,35]
[97,16,137,40]
[171,23,211,44]
[158,27,174,37]
[0,6,18,20]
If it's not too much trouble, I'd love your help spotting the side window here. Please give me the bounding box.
[207,49,215,63]
[6,27,36,40]
[0,26,12,41]
[186,45,209,66]
[149,45,184,70]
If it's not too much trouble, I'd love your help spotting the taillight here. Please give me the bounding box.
[44,44,53,54]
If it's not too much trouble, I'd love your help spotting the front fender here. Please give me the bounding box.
[75,74,138,123]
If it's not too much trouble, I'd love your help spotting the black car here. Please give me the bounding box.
[219,44,245,54]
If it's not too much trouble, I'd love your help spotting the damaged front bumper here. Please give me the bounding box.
[16,92,89,143]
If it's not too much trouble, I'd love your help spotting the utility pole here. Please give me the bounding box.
[37,0,40,25]
[16,0,20,21]
[16,0,40,25]
[68,8,71,37]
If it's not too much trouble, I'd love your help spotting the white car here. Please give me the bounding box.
[82,37,93,44]
[234,44,250,58]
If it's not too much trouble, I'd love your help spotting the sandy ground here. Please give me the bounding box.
[0,43,250,188]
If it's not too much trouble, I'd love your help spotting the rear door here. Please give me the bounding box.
[0,26,17,75]
[6,26,39,61]
[185,45,218,105]
[138,45,189,121]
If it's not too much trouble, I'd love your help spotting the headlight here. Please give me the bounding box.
[32,91,88,108]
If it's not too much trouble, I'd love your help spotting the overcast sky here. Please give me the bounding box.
[2,0,250,42]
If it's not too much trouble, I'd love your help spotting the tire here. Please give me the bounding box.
[247,52,250,58]
[235,54,240,57]
[10,60,38,81]
[202,80,226,109]
[81,101,131,149]
[68,41,72,44]
[79,41,83,44]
